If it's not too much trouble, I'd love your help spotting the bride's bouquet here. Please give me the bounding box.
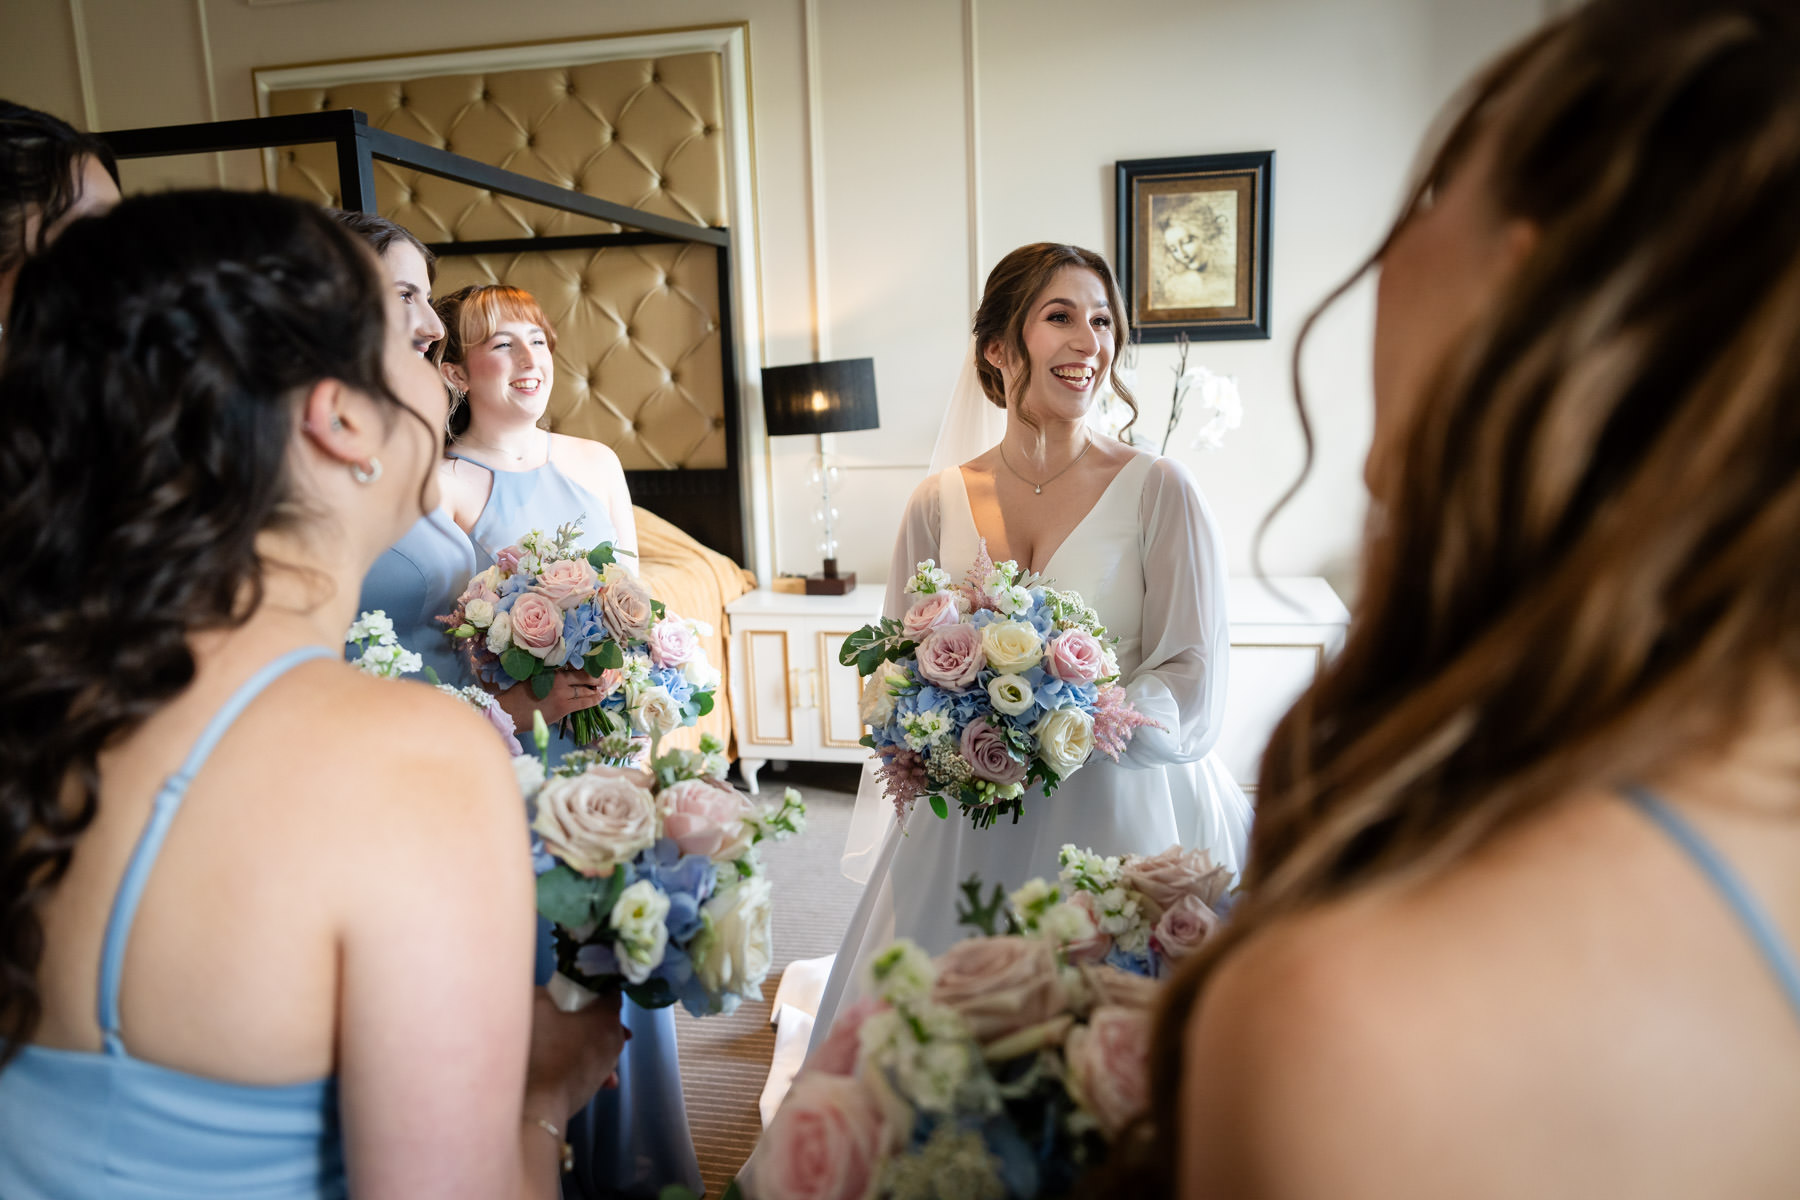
[747,842,1229,1200]
[840,545,1158,829]
[442,522,720,746]
[522,726,807,1017]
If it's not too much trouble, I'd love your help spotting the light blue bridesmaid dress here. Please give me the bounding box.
[450,432,702,1200]
[351,507,477,686]
[0,647,346,1200]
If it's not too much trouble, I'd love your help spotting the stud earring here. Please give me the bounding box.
[350,457,382,485]
[330,415,344,431]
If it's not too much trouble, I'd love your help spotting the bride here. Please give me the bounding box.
[810,242,1253,1041]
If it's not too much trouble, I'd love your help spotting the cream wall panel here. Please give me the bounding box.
[0,2,88,130]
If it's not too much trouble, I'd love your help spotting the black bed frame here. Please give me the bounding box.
[98,108,746,564]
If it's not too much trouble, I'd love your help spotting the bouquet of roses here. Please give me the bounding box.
[442,522,719,746]
[840,544,1158,829]
[747,841,1230,1200]
[520,724,807,1017]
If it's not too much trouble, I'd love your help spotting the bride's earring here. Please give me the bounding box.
[350,458,382,485]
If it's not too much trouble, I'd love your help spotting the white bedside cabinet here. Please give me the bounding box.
[1218,576,1351,796]
[726,585,884,794]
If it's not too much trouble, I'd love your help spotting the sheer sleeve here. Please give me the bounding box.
[1118,457,1231,768]
[881,476,944,620]
[841,473,941,882]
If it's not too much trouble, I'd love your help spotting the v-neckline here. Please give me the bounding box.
[953,455,1148,578]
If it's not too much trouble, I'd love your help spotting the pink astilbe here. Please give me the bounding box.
[876,748,930,820]
[962,538,998,611]
[1092,684,1160,760]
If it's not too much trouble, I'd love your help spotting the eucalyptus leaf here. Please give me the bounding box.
[530,672,554,700]
[693,691,715,717]
[929,794,949,820]
[536,866,606,927]
[596,641,625,670]
[501,647,537,683]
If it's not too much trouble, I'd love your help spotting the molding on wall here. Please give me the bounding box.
[66,0,99,130]
[801,0,830,363]
[963,0,983,315]
[253,25,772,583]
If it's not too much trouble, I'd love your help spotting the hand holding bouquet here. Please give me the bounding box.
[840,544,1158,829]
[442,522,720,746]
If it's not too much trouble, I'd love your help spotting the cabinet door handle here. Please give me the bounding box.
[788,668,800,709]
[807,667,821,710]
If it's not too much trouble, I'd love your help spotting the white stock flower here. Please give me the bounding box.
[866,938,936,1006]
[906,560,953,595]
[900,707,951,751]
[346,611,395,643]
[1039,901,1098,948]
[1034,707,1095,776]
[610,880,671,985]
[510,754,546,800]
[857,1003,983,1115]
[992,584,1032,616]
[485,611,514,656]
[692,876,774,1000]
[1009,877,1057,917]
[986,673,1035,717]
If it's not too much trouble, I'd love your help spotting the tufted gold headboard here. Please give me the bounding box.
[266,52,742,558]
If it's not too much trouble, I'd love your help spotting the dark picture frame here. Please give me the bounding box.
[1115,150,1274,342]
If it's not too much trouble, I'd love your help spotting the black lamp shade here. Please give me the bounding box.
[760,358,880,437]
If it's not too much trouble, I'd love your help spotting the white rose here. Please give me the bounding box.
[692,876,774,1001]
[510,754,545,800]
[981,620,1043,674]
[530,772,657,877]
[610,879,671,985]
[485,611,513,656]
[986,673,1035,717]
[1034,706,1095,776]
[630,685,684,735]
[859,660,906,728]
[464,597,496,629]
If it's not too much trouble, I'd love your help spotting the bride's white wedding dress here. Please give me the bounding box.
[807,450,1252,1049]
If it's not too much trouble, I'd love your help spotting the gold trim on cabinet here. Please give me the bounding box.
[743,629,793,746]
[817,631,866,749]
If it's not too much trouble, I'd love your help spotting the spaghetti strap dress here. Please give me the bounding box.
[449,433,702,1200]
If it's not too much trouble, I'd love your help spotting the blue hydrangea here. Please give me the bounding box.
[561,603,609,667]
[652,666,695,706]
[635,838,716,941]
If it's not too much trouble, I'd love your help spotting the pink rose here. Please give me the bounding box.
[646,617,700,668]
[1121,844,1232,919]
[1079,963,1160,1011]
[901,592,964,642]
[533,557,600,610]
[530,772,657,877]
[461,566,502,607]
[912,623,983,692]
[958,719,1026,785]
[810,997,888,1077]
[658,778,756,863]
[1065,1005,1151,1137]
[1150,894,1220,969]
[752,1071,886,1200]
[509,592,567,662]
[1044,628,1106,685]
[496,545,525,574]
[930,935,1066,1043]
[600,573,655,643]
[1062,890,1114,965]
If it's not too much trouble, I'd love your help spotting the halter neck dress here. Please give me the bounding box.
[449,432,701,1200]
[0,647,346,1199]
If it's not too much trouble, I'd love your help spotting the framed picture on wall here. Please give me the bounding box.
[1115,150,1274,342]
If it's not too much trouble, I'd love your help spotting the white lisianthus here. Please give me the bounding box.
[610,880,671,985]
[601,561,634,587]
[631,685,684,735]
[866,938,936,1006]
[1100,644,1120,681]
[1034,707,1095,776]
[899,706,951,751]
[860,660,907,728]
[510,754,546,800]
[981,621,1043,674]
[485,611,514,656]
[986,673,1035,717]
[691,876,775,1000]
[463,597,496,629]
[681,653,721,691]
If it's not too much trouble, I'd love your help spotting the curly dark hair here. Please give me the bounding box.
[0,189,404,1070]
[0,100,119,287]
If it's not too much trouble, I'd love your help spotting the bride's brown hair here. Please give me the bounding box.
[971,242,1137,440]
[1127,0,1800,1183]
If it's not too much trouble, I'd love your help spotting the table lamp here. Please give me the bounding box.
[760,357,879,595]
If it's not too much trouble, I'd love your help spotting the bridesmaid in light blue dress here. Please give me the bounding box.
[437,283,699,1200]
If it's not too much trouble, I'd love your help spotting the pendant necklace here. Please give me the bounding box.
[999,434,1094,495]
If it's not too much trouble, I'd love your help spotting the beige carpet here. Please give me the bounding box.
[674,765,865,1197]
